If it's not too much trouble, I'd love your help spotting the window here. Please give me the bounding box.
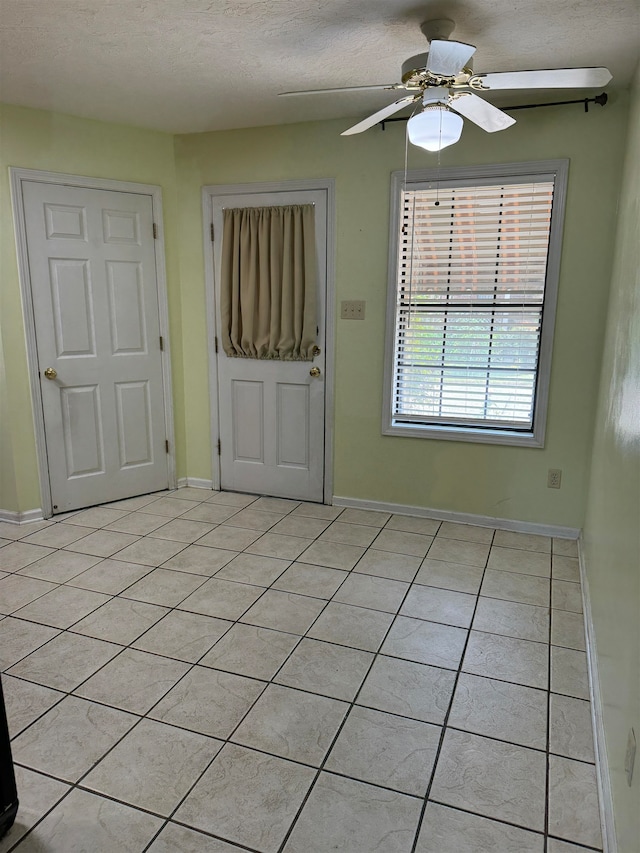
[383,161,568,446]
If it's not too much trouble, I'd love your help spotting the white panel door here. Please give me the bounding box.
[212,189,327,502]
[22,181,169,513]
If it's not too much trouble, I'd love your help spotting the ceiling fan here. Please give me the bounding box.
[280,18,612,151]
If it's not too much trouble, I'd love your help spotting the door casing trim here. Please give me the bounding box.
[9,167,177,518]
[202,179,335,503]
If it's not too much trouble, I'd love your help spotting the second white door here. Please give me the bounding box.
[211,188,328,502]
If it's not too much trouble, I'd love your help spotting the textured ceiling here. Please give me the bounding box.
[0,0,638,134]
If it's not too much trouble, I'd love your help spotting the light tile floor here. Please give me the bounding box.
[0,489,602,853]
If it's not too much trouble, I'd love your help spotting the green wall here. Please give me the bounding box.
[175,95,627,527]
[0,95,629,530]
[0,103,186,512]
[582,63,640,851]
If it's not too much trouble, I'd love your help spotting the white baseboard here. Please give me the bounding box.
[579,537,617,853]
[331,495,580,539]
[0,508,45,525]
[177,477,214,490]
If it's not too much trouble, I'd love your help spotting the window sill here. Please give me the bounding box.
[383,420,545,448]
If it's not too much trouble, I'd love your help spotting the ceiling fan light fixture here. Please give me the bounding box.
[407,104,463,151]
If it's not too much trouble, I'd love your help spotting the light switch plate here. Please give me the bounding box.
[341,300,365,320]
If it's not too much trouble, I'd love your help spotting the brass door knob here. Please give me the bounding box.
[43,367,58,380]
[309,366,321,377]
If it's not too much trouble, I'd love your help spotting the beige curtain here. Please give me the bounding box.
[220,204,318,360]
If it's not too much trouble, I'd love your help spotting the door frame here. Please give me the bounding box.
[9,167,177,518]
[202,179,335,503]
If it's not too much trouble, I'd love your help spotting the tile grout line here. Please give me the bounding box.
[406,526,497,853]
[544,544,554,853]
[274,542,430,853]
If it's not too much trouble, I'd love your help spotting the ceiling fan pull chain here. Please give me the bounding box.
[403,112,410,191]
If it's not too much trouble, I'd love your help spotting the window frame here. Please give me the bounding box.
[382,159,569,448]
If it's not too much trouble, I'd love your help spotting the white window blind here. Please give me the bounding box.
[393,179,555,432]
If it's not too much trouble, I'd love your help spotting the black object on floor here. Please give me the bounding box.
[0,675,18,839]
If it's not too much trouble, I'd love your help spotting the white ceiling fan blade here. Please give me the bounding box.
[426,39,476,76]
[450,93,516,132]
[476,67,612,90]
[279,84,398,97]
[341,95,420,135]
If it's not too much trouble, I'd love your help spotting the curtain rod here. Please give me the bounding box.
[379,92,608,129]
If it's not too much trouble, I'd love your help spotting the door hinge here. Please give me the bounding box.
[153,222,158,239]
[210,223,214,242]
[215,336,218,353]
[159,335,164,351]
[217,438,221,456]
[165,439,169,453]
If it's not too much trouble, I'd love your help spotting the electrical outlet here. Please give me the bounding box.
[625,728,636,786]
[340,300,366,320]
[547,468,562,489]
